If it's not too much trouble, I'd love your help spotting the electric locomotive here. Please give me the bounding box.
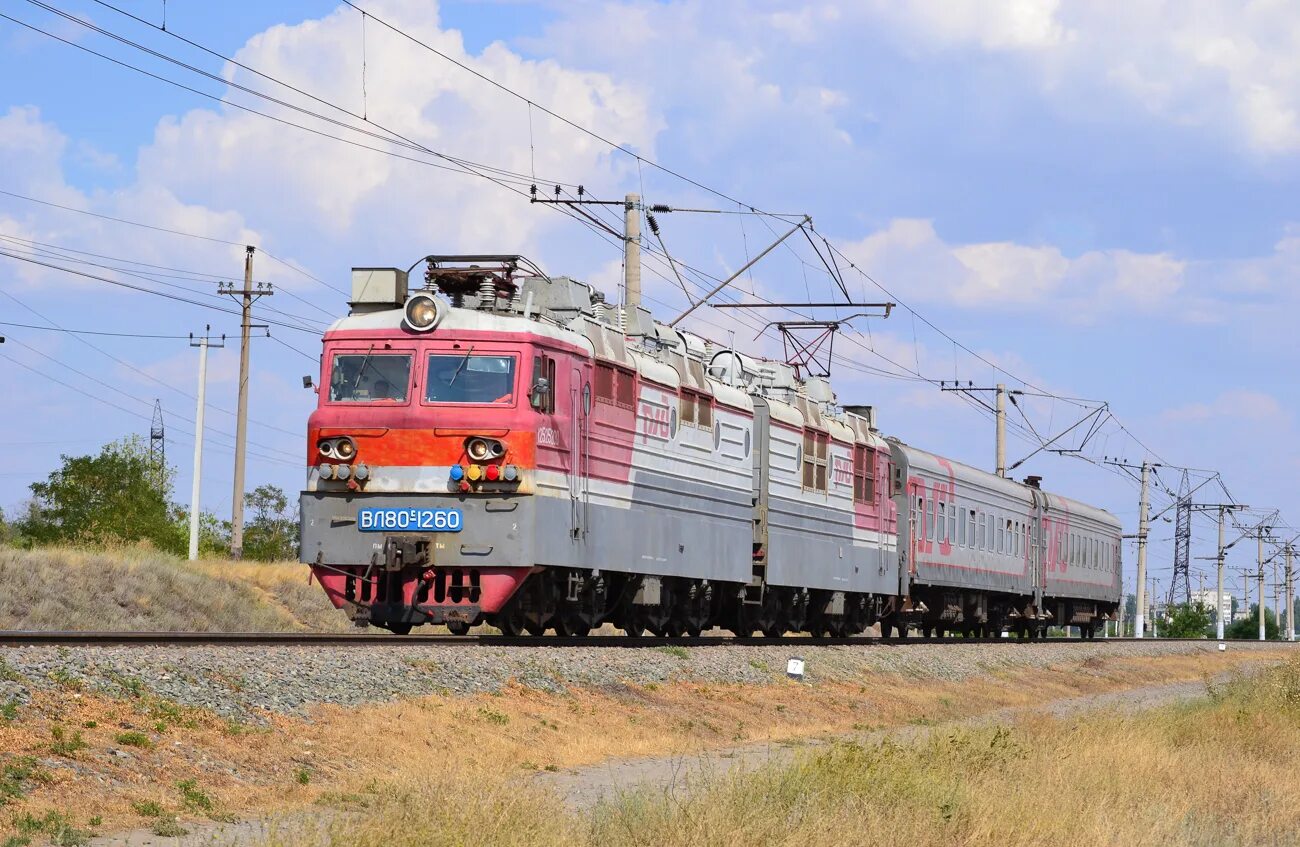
[301,255,1121,637]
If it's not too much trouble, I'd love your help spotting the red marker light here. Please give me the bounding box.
[485,464,500,481]
[458,480,471,493]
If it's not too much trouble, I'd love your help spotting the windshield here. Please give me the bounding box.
[425,353,516,404]
[328,353,412,402]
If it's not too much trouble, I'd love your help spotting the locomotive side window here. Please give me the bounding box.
[329,353,412,403]
[802,430,828,491]
[425,354,517,404]
[595,363,616,404]
[615,367,636,410]
[596,363,637,410]
[697,394,713,427]
[680,391,697,426]
[852,445,874,504]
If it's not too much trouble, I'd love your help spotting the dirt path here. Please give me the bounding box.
[533,676,1216,810]
[85,673,1224,845]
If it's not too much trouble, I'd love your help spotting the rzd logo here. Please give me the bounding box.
[831,455,853,487]
[640,403,670,440]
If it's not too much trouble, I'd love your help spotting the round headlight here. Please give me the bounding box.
[318,463,334,480]
[403,292,442,332]
[317,440,334,458]
[335,437,356,460]
[335,464,352,480]
[466,438,492,462]
[353,463,369,481]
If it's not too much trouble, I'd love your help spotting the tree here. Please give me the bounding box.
[242,484,297,561]
[0,506,10,546]
[1226,605,1280,640]
[1162,602,1213,639]
[17,436,184,554]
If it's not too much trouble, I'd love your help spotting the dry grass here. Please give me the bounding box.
[0,647,1288,843]
[0,545,347,632]
[587,657,1300,847]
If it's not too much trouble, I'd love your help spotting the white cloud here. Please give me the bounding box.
[836,218,1193,319]
[1160,389,1290,426]
[843,0,1300,156]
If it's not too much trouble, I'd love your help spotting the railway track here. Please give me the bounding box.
[0,631,1258,648]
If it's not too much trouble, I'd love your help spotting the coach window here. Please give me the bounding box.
[936,501,946,542]
[803,430,829,492]
[968,510,978,548]
[948,504,958,544]
[957,508,967,547]
[996,517,1004,554]
[975,511,985,550]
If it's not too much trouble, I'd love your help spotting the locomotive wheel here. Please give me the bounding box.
[447,621,470,636]
[622,608,646,637]
[554,614,591,637]
[761,623,785,638]
[496,605,526,637]
[384,622,413,636]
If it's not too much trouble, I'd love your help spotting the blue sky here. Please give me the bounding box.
[2,0,1297,602]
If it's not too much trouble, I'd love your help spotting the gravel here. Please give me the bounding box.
[0,640,1288,722]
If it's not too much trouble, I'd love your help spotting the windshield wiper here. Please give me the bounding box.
[449,345,474,386]
[349,344,375,397]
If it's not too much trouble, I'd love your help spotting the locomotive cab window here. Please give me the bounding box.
[425,353,517,404]
[329,352,412,402]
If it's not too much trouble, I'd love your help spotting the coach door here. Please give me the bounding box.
[1029,489,1047,606]
[568,365,590,541]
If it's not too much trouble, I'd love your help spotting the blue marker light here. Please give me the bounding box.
[449,465,465,481]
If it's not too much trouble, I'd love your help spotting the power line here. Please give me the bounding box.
[0,321,189,339]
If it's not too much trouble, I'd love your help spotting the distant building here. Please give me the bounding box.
[1191,589,1233,622]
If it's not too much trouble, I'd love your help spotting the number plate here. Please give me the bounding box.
[357,507,463,533]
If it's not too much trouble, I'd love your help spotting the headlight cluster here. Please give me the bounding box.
[318,437,357,460]
[465,437,505,461]
[403,292,443,332]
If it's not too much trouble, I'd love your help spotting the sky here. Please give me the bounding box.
[1,0,1298,604]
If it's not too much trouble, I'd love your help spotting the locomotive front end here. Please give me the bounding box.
[300,261,544,634]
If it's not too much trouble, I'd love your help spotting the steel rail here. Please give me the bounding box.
[0,631,1284,648]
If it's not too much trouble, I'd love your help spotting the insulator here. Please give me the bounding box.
[650,204,671,213]
[647,213,660,235]
[577,185,585,197]
[479,276,497,310]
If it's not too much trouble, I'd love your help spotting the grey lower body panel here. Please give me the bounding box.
[765,496,899,594]
[300,488,753,585]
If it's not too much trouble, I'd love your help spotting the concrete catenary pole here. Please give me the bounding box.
[1258,529,1267,641]
[995,384,1007,478]
[623,193,641,311]
[1216,506,1227,641]
[1287,545,1295,643]
[187,330,211,560]
[1135,461,1151,638]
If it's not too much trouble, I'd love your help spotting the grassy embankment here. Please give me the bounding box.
[0,546,347,632]
[278,655,1300,847]
[0,646,1290,844]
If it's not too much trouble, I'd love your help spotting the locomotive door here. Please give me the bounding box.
[567,366,590,540]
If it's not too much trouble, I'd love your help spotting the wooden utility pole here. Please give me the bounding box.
[219,247,271,560]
